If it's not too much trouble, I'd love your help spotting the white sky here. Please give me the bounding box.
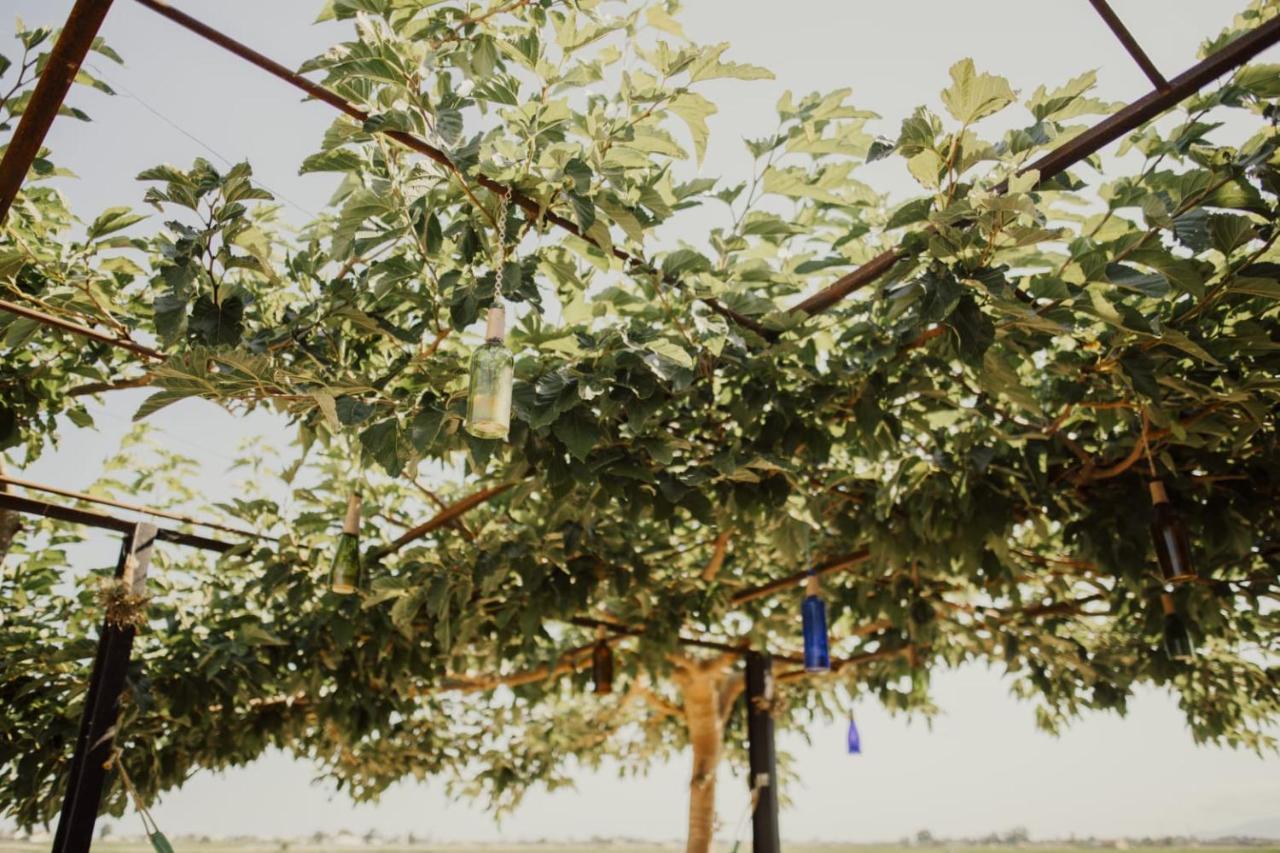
[4,0,1279,843]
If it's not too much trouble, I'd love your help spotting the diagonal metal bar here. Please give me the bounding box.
[128,0,767,337]
[791,14,1280,318]
[1087,0,1169,90]
[0,0,117,224]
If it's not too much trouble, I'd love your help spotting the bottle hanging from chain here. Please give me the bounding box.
[1160,591,1194,660]
[465,305,513,440]
[802,571,831,673]
[465,190,515,441]
[330,492,362,594]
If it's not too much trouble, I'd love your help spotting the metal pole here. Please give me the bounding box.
[745,651,781,853]
[51,523,156,853]
[1086,0,1169,90]
[0,0,117,223]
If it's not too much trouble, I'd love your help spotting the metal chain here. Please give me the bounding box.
[493,187,512,297]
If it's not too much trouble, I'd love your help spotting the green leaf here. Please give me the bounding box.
[940,59,1015,124]
[689,43,773,83]
[238,624,287,646]
[86,207,146,240]
[644,339,694,369]
[553,412,602,462]
[668,92,717,165]
[359,418,409,477]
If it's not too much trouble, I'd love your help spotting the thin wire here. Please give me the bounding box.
[84,62,321,221]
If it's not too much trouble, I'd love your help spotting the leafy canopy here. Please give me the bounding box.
[2,0,1279,831]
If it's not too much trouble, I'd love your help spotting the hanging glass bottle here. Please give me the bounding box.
[802,571,831,673]
[1149,480,1197,582]
[1147,480,1195,659]
[592,626,614,695]
[465,305,513,441]
[846,717,862,755]
[329,492,362,595]
[1160,592,1194,660]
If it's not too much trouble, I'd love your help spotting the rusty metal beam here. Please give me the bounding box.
[1087,0,1169,90]
[791,14,1280,318]
[0,298,162,360]
[0,0,117,224]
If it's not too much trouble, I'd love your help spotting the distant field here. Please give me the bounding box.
[2,840,1280,845]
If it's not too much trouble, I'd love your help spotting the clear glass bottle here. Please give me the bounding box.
[802,573,831,673]
[465,306,513,441]
[1149,480,1196,581]
[329,492,362,595]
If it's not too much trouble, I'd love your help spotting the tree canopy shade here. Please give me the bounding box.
[2,1,1280,851]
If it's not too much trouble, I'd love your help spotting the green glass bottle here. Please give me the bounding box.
[465,306,513,441]
[1160,592,1194,660]
[329,492,362,595]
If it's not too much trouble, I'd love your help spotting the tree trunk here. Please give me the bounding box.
[675,655,739,853]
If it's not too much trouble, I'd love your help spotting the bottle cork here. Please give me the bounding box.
[1148,480,1169,505]
[484,305,505,342]
[342,492,362,535]
[805,573,821,597]
[1160,592,1176,615]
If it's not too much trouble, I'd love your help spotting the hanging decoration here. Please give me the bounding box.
[465,190,515,441]
[465,305,513,440]
[802,570,831,673]
[1148,480,1197,582]
[592,626,614,695]
[329,491,363,595]
[1148,479,1196,660]
[847,717,861,755]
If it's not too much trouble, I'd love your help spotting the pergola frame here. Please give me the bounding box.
[1,2,1278,851]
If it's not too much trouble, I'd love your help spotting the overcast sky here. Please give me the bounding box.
[4,0,1279,844]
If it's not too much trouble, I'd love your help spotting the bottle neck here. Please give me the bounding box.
[484,305,505,342]
[342,492,361,535]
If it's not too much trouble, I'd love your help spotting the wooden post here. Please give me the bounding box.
[745,651,781,853]
[0,0,117,223]
[51,522,156,853]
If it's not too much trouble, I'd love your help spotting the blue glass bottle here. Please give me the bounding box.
[847,718,862,754]
[802,573,831,672]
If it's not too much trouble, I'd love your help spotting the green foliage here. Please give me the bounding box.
[3,0,1280,834]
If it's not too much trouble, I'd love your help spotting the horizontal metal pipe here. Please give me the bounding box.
[0,492,234,553]
[0,473,269,540]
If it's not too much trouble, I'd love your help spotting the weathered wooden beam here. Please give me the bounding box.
[0,0,117,223]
